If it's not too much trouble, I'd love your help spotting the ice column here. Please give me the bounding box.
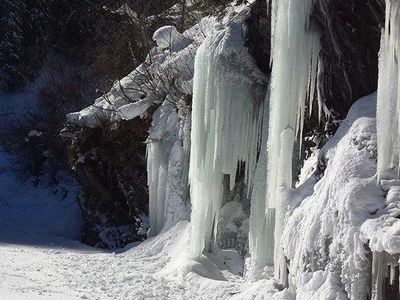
[267,0,321,282]
[147,140,168,236]
[376,0,400,181]
[189,24,263,259]
[146,102,186,237]
[248,98,275,279]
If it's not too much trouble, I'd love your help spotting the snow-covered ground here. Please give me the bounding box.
[0,221,292,300]
[0,146,285,299]
[0,147,285,299]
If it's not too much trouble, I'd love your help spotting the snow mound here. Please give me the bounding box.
[362,198,400,254]
[282,93,384,299]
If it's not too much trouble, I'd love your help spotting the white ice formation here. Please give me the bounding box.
[189,20,265,259]
[266,0,321,282]
[377,0,400,181]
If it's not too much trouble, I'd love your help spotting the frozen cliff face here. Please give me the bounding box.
[281,94,391,299]
[70,118,149,248]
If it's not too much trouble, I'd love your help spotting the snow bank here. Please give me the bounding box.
[282,94,385,299]
[0,148,81,241]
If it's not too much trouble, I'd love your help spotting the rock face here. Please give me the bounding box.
[69,119,149,248]
[313,0,384,117]
[245,0,271,75]
[246,0,384,118]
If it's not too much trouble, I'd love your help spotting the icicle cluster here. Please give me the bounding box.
[377,0,400,181]
[266,0,321,281]
[189,23,264,259]
[372,252,400,300]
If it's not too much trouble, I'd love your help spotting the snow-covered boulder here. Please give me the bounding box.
[152,25,192,52]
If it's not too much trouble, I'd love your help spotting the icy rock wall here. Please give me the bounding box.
[189,20,265,259]
[377,0,400,181]
[266,0,321,282]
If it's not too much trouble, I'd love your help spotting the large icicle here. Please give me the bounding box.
[189,22,264,259]
[267,0,321,282]
[377,0,400,181]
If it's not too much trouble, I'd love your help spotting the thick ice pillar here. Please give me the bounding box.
[189,23,264,259]
[266,0,321,282]
[376,0,400,181]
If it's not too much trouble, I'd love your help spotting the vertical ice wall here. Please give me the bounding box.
[189,23,264,259]
[376,0,400,181]
[267,0,321,281]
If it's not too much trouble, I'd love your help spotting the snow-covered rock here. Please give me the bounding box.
[152,25,192,51]
[282,93,384,299]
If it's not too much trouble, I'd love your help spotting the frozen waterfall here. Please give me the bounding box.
[266,0,321,281]
[189,22,265,259]
[377,0,400,181]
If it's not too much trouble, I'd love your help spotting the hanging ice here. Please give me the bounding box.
[189,22,265,259]
[371,252,400,300]
[147,102,190,237]
[247,97,275,279]
[266,0,321,281]
[376,0,400,181]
